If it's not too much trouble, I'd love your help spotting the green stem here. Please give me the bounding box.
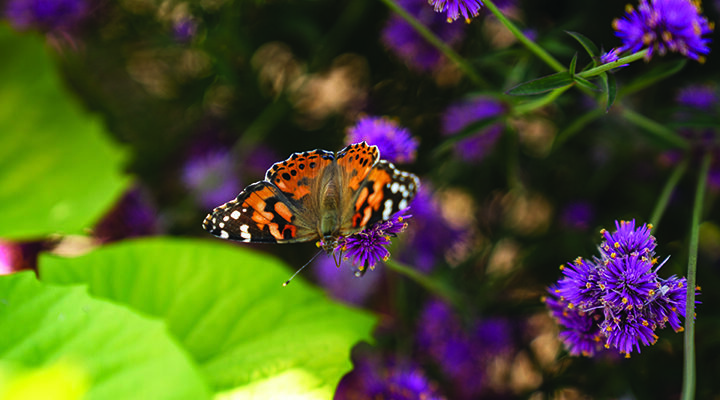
[483,0,564,73]
[384,259,460,306]
[681,152,710,400]
[513,85,571,115]
[378,0,487,87]
[649,158,688,231]
[621,108,690,150]
[576,50,648,79]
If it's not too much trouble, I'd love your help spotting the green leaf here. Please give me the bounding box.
[600,72,617,112]
[565,31,600,59]
[619,59,687,96]
[506,71,573,96]
[574,76,599,92]
[0,25,129,239]
[0,272,210,400]
[569,53,578,75]
[40,238,377,398]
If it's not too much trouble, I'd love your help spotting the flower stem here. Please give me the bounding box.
[378,0,487,87]
[384,259,461,307]
[621,108,690,150]
[649,158,688,231]
[681,151,710,400]
[576,50,648,79]
[483,0,564,73]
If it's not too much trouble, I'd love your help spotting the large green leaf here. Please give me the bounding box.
[40,238,377,398]
[0,272,210,400]
[0,24,129,239]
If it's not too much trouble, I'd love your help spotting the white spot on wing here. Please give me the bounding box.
[383,199,394,220]
[231,210,241,219]
[398,199,408,210]
[220,230,229,239]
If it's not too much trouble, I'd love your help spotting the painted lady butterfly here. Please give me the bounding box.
[202,142,420,253]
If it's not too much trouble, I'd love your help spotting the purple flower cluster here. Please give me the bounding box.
[336,354,445,399]
[417,299,514,398]
[346,116,419,164]
[381,0,466,71]
[612,0,713,62]
[545,220,695,357]
[442,96,506,162]
[330,210,412,275]
[4,0,88,31]
[429,0,483,23]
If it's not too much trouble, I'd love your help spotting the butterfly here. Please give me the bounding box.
[202,142,419,254]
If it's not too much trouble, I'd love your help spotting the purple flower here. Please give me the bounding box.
[560,201,594,231]
[546,219,695,357]
[5,0,87,31]
[601,253,658,309]
[312,255,383,305]
[381,0,466,71]
[599,48,621,64]
[429,0,483,23]
[173,17,198,43]
[441,96,506,162]
[333,210,412,274]
[544,292,605,357]
[612,0,713,62]
[336,354,445,400]
[346,116,419,163]
[182,147,241,210]
[676,84,719,111]
[598,219,656,260]
[93,187,160,243]
[416,299,514,398]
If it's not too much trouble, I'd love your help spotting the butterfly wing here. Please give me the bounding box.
[339,159,419,235]
[203,148,340,243]
[202,181,317,243]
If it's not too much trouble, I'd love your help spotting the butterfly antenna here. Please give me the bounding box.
[283,249,324,286]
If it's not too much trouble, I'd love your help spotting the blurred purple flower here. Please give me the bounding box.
[676,84,719,111]
[612,0,713,62]
[331,210,412,275]
[546,219,696,357]
[173,17,198,43]
[182,147,241,210]
[242,144,281,181]
[93,187,160,243]
[560,201,594,231]
[442,96,505,162]
[346,116,419,163]
[381,0,466,71]
[312,255,383,305]
[336,354,445,400]
[429,0,483,23]
[5,0,88,31]
[417,299,513,398]
[399,185,465,272]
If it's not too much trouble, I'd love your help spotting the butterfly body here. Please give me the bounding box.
[202,142,419,252]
